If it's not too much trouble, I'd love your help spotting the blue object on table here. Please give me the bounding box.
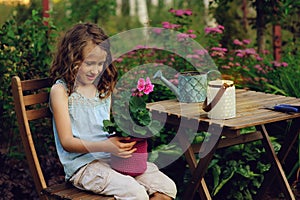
[273,104,300,113]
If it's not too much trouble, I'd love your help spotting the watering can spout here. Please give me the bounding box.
[153,70,180,98]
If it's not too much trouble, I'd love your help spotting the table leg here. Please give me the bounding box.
[182,130,221,200]
[277,118,300,164]
[256,124,296,200]
[184,145,212,200]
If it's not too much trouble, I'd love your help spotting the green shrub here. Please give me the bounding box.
[0,10,57,154]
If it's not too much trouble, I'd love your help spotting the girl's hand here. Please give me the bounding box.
[107,137,137,158]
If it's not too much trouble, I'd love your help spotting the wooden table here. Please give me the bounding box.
[147,89,300,200]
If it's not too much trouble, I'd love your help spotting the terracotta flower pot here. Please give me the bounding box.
[110,138,148,176]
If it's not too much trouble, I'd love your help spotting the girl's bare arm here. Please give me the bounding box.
[50,84,136,158]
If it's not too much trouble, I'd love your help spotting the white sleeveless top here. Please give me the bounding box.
[50,79,111,180]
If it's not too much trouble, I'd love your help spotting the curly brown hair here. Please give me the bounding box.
[50,22,118,99]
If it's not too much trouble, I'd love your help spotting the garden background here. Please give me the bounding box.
[0,0,300,199]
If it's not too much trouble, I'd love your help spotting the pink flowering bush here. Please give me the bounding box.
[202,24,300,97]
[160,8,197,47]
[115,7,299,97]
[203,26,290,91]
[152,8,300,96]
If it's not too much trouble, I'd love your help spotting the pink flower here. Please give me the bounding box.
[210,51,225,57]
[245,48,257,55]
[204,26,223,34]
[188,34,197,38]
[162,21,171,29]
[169,8,175,13]
[177,33,189,41]
[254,64,262,71]
[143,77,154,94]
[281,62,288,67]
[217,25,224,30]
[131,88,137,95]
[194,49,208,55]
[145,77,151,85]
[162,21,180,29]
[243,39,251,44]
[153,28,162,34]
[139,70,147,74]
[263,50,270,55]
[236,52,244,58]
[175,9,185,16]
[211,47,227,53]
[169,8,192,16]
[144,83,154,94]
[233,39,243,46]
[115,57,123,62]
[272,61,282,68]
[221,65,231,69]
[256,56,263,61]
[137,78,145,92]
[184,9,193,16]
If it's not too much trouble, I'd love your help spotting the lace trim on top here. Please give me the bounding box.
[54,79,110,107]
[69,91,110,107]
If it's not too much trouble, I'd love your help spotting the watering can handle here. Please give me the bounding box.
[202,82,232,112]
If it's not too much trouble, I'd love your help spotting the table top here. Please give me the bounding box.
[147,89,300,131]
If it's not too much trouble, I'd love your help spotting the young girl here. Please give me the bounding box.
[49,22,176,200]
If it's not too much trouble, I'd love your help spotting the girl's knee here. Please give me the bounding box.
[125,183,149,200]
[113,175,149,199]
[167,179,177,198]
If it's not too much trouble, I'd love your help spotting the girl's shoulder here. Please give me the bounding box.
[50,79,68,97]
[54,79,67,89]
[49,79,69,112]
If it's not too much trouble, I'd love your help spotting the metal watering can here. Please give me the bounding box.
[202,80,236,119]
[153,70,217,103]
[153,70,236,119]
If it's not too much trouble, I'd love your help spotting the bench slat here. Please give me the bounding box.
[43,183,114,200]
[21,77,52,91]
[23,92,49,106]
[26,107,52,121]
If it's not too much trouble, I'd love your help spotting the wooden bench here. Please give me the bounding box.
[12,76,114,200]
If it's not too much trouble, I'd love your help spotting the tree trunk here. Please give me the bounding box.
[272,0,281,61]
[129,0,136,16]
[203,0,209,26]
[151,0,159,6]
[116,0,122,16]
[273,24,281,61]
[42,0,50,26]
[256,0,266,54]
[137,0,149,26]
[241,0,248,31]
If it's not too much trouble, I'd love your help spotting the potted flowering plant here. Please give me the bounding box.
[103,77,161,176]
